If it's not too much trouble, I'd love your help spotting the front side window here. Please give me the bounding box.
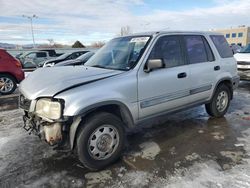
[210,35,233,58]
[85,36,151,70]
[225,34,230,38]
[184,35,208,64]
[149,35,184,68]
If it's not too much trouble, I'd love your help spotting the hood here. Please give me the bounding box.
[234,53,250,62]
[45,58,63,64]
[19,66,122,99]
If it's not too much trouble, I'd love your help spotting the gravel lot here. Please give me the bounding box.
[0,81,250,188]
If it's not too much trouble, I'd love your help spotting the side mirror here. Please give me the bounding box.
[144,59,164,73]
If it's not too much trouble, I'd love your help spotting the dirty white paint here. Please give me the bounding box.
[85,170,112,188]
[139,141,161,160]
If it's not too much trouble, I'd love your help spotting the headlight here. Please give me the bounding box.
[35,98,62,120]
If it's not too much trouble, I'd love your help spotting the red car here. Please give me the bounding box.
[0,49,25,95]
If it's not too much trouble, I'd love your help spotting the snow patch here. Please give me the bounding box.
[0,137,11,150]
[139,141,161,160]
[85,170,112,187]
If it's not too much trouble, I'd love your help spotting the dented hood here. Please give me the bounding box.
[234,53,250,62]
[19,66,122,99]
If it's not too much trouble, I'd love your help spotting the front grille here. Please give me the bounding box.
[19,94,31,110]
[237,61,250,65]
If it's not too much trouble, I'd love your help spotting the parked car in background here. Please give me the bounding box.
[19,51,54,68]
[19,31,239,170]
[234,44,250,80]
[43,51,89,67]
[15,52,24,60]
[54,51,95,67]
[39,49,63,57]
[0,49,24,94]
[230,44,242,54]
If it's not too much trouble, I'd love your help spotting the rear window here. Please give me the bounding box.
[210,35,233,58]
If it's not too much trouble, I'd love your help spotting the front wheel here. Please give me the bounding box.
[76,112,125,170]
[205,84,231,117]
[0,74,17,95]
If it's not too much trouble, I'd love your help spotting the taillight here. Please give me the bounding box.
[15,60,22,68]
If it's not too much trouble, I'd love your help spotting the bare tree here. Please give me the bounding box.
[120,26,132,36]
[47,39,55,46]
[91,41,105,48]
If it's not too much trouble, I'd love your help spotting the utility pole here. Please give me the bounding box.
[22,14,38,48]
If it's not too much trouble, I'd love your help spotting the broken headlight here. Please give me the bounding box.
[35,98,62,120]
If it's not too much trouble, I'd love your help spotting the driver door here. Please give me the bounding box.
[138,35,191,119]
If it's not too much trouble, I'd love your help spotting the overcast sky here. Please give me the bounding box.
[0,0,250,45]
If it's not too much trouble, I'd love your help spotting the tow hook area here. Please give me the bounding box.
[44,123,62,145]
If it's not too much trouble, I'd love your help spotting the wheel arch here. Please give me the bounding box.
[213,77,234,100]
[69,101,134,149]
[0,72,18,83]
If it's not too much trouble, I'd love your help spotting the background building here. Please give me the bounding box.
[214,26,250,46]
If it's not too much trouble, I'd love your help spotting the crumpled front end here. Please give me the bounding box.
[23,113,63,145]
[20,94,69,146]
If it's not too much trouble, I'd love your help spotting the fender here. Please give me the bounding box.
[69,100,135,149]
[210,77,234,102]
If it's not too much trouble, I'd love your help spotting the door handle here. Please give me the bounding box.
[177,72,187,79]
[214,66,220,71]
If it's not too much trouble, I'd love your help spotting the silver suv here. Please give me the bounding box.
[19,31,239,170]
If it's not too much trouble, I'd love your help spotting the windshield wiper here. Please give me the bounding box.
[92,65,109,69]
[91,65,128,71]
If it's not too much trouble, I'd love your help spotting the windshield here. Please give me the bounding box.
[77,52,95,61]
[240,44,250,53]
[85,36,151,71]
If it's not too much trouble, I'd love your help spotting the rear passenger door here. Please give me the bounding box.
[183,35,218,103]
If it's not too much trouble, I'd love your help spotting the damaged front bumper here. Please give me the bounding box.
[22,112,64,146]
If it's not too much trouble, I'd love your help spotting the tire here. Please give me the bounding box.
[76,112,125,170]
[0,74,17,95]
[205,84,231,118]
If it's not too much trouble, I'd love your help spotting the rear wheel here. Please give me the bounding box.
[205,84,231,117]
[0,74,17,95]
[77,112,125,170]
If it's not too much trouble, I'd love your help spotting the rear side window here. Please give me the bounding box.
[184,35,208,64]
[210,35,233,58]
[149,35,185,68]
